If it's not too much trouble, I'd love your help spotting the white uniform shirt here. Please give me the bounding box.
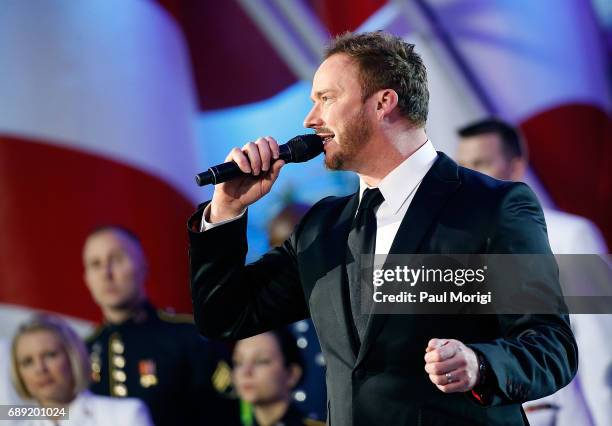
[8,391,152,426]
[525,209,610,426]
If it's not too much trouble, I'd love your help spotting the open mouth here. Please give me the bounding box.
[317,133,335,145]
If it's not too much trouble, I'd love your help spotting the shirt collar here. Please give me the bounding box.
[359,140,438,215]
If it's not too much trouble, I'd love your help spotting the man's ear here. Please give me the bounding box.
[509,157,527,181]
[375,89,399,119]
[287,364,303,389]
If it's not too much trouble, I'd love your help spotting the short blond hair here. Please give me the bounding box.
[10,314,91,401]
[325,31,429,126]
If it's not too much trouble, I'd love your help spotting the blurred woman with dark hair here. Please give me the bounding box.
[10,313,152,425]
[232,328,323,426]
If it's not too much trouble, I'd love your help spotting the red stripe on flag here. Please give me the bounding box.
[309,0,388,35]
[155,0,298,110]
[521,104,612,247]
[0,134,197,321]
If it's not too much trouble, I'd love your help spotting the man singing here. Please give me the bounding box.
[187,31,577,426]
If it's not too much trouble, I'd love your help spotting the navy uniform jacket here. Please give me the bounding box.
[188,153,577,426]
[86,301,240,426]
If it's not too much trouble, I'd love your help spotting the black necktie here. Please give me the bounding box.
[346,187,385,345]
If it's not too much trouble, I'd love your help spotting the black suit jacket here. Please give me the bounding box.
[188,153,577,426]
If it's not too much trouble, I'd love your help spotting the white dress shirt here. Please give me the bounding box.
[358,140,437,255]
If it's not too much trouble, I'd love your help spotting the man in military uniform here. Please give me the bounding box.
[83,225,240,426]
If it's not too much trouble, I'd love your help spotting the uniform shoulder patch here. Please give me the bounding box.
[211,360,233,396]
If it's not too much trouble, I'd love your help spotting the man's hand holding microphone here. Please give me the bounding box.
[194,134,323,223]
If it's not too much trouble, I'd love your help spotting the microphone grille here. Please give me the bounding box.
[287,134,323,163]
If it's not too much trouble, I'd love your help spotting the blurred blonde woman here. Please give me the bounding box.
[10,314,152,426]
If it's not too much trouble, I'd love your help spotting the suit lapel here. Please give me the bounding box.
[387,152,461,255]
[355,153,461,366]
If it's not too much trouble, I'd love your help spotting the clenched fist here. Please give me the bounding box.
[424,338,480,393]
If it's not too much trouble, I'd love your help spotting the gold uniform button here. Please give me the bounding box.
[113,355,126,368]
[113,384,127,397]
[140,374,158,388]
[113,370,127,382]
[111,340,125,354]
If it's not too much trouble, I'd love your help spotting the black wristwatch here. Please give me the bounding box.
[476,352,489,387]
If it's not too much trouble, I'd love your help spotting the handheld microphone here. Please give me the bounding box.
[195,134,323,186]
